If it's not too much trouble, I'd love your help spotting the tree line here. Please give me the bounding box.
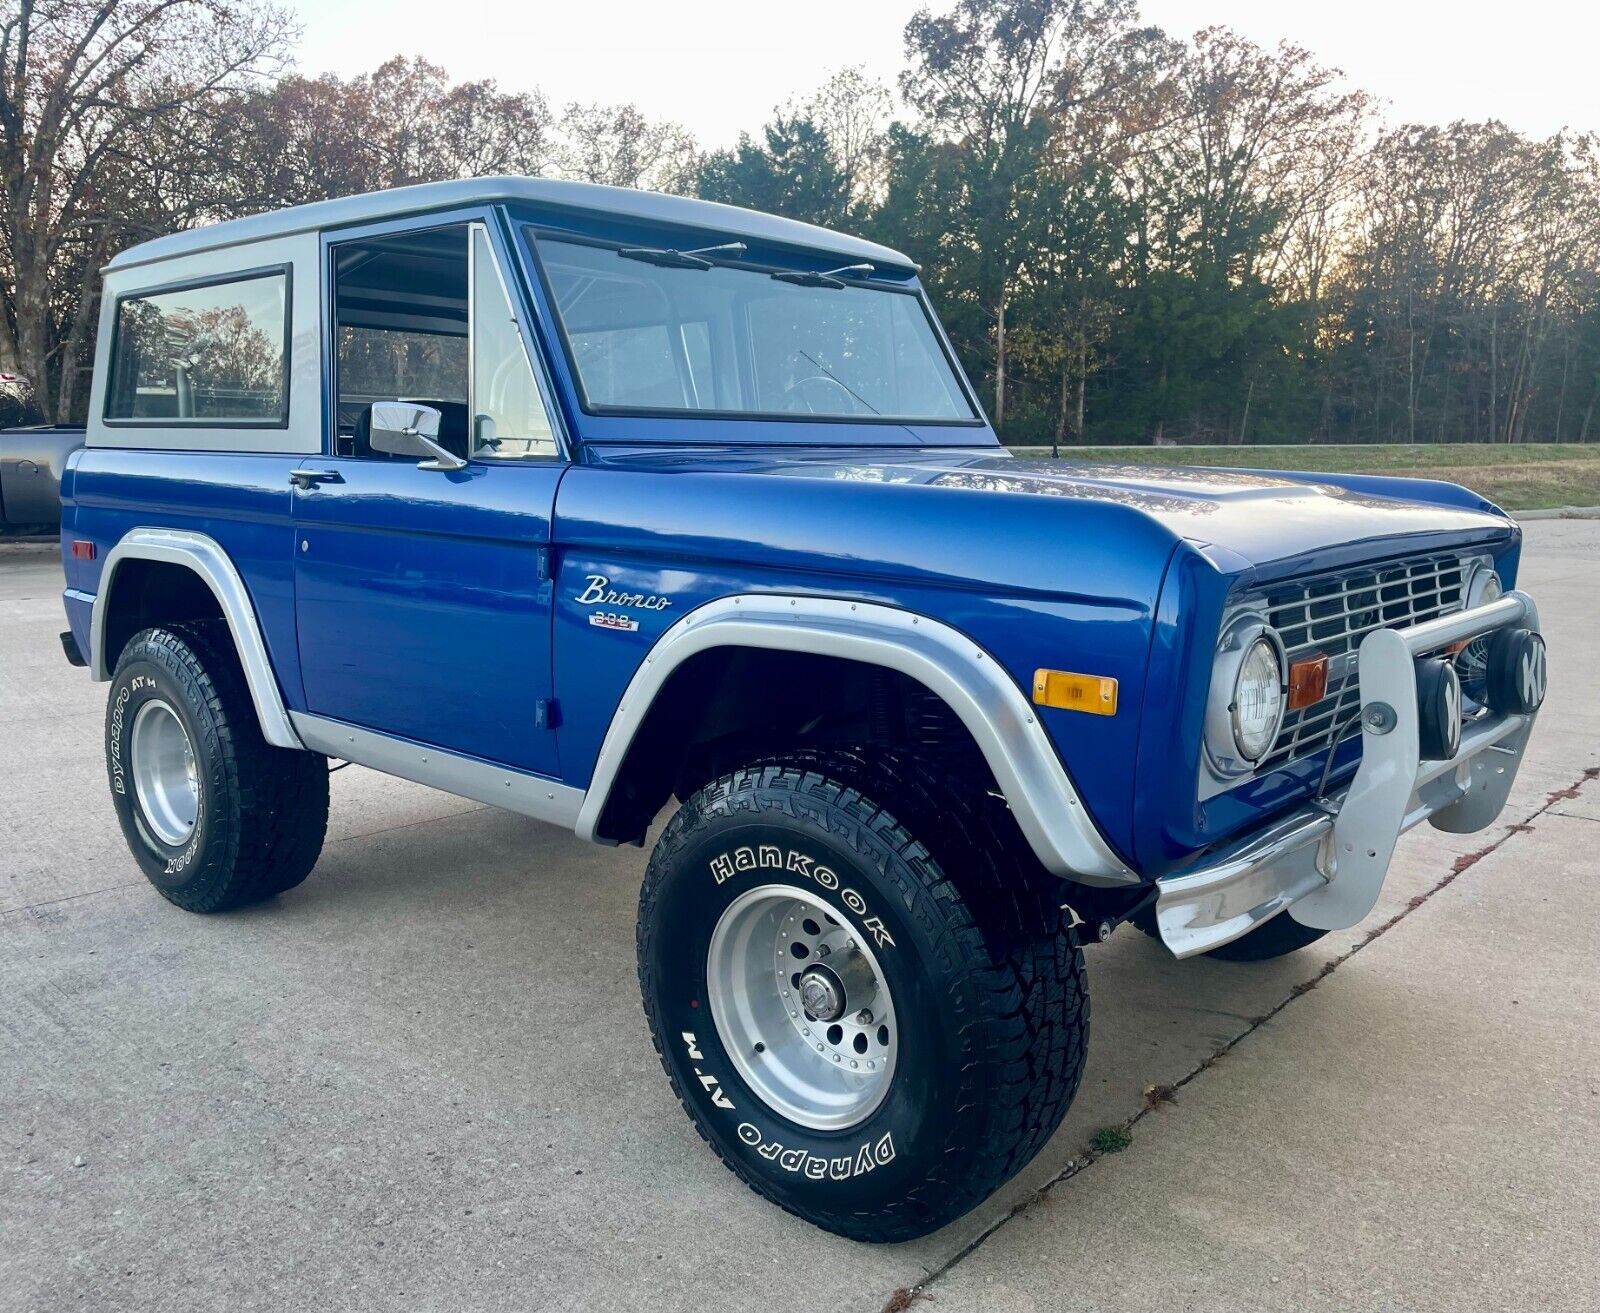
[5,0,1598,444]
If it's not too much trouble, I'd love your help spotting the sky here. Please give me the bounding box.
[288,0,1600,149]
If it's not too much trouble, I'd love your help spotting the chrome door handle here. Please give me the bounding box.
[289,468,343,488]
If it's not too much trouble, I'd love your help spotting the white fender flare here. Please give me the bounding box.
[575,594,1137,887]
[89,527,303,749]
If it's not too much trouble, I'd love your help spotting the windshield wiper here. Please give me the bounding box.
[618,241,747,270]
[771,262,875,289]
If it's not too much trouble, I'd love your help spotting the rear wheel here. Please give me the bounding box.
[106,622,328,912]
[637,754,1088,1242]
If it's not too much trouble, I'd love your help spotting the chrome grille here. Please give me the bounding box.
[1255,553,1469,773]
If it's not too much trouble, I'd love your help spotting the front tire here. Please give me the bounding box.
[636,757,1088,1242]
[1202,912,1329,961]
[1132,905,1330,960]
[106,622,328,913]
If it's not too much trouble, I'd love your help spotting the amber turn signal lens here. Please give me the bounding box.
[1286,653,1328,711]
[1032,669,1118,716]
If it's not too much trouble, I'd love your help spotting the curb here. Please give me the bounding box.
[1515,506,1600,520]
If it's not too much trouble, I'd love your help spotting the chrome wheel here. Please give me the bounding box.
[706,883,898,1131]
[129,699,199,846]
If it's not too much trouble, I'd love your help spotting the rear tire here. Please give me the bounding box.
[106,622,328,913]
[637,753,1088,1242]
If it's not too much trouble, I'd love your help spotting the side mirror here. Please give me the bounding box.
[474,414,500,453]
[368,401,466,470]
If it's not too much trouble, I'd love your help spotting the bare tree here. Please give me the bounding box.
[228,57,555,207]
[1332,122,1573,443]
[1151,30,1371,283]
[787,66,894,211]
[0,0,294,418]
[901,0,1145,427]
[556,101,699,194]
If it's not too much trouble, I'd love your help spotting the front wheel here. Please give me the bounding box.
[636,758,1088,1242]
[1132,905,1330,961]
[1203,912,1329,961]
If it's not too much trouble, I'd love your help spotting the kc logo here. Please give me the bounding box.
[1442,667,1460,728]
[1489,628,1548,715]
[1521,638,1547,708]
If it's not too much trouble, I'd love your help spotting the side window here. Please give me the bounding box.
[332,223,559,461]
[469,226,558,459]
[106,271,288,423]
[333,226,470,459]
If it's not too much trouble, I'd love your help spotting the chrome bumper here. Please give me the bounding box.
[1155,591,1541,958]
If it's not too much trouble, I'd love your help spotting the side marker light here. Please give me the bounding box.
[1032,669,1118,716]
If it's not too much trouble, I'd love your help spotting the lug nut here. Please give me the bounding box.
[855,1009,873,1025]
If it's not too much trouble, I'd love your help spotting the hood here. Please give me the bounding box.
[590,447,1515,572]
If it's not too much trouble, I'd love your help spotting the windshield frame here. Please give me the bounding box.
[521,225,986,431]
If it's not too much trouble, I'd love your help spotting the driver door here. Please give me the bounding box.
[292,218,566,776]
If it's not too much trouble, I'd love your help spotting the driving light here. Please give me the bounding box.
[1232,637,1286,762]
[1484,627,1548,714]
[1415,657,1463,761]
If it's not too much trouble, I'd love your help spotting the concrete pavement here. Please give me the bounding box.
[2,525,1596,1312]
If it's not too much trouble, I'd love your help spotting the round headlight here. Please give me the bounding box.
[1232,636,1286,762]
[1205,618,1288,777]
[1467,562,1503,609]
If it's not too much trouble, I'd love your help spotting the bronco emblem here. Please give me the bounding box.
[575,574,673,611]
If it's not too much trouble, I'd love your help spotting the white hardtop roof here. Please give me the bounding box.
[106,176,917,273]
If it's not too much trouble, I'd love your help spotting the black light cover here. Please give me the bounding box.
[1485,628,1548,715]
[1415,658,1462,762]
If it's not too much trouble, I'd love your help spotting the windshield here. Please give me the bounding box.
[528,232,978,424]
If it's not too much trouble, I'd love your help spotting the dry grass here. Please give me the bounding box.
[1016,442,1600,511]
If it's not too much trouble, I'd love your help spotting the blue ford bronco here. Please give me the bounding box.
[58,178,1548,1242]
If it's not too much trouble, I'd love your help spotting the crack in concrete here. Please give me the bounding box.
[331,803,488,846]
[1,806,492,922]
[887,762,1599,1313]
[1549,808,1600,825]
[0,880,143,919]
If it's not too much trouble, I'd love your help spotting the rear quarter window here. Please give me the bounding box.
[105,270,289,425]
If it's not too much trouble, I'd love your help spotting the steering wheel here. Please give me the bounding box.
[781,374,859,415]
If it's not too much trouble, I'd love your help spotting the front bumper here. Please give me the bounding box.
[1155,591,1541,958]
